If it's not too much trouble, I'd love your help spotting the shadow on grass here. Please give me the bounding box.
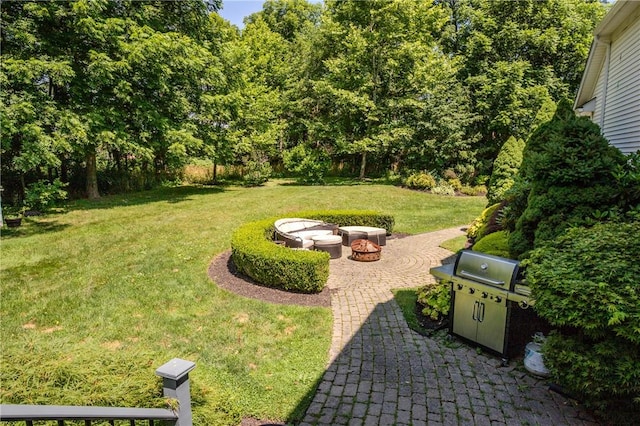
[69,185,226,211]
[276,177,397,187]
[1,186,226,240]
[1,219,70,240]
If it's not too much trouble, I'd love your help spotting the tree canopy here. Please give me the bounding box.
[1,0,607,203]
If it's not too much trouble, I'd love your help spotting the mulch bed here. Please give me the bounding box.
[207,250,332,307]
[414,302,449,336]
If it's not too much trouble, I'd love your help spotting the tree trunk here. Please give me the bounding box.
[359,151,367,179]
[212,159,218,185]
[86,150,100,199]
[20,172,26,195]
[61,157,68,183]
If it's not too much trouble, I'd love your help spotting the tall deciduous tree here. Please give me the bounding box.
[1,0,223,198]
[439,0,607,174]
[245,0,322,41]
[309,0,476,179]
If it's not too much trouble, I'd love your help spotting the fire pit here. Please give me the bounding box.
[350,239,382,262]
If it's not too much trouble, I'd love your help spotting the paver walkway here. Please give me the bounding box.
[300,227,599,426]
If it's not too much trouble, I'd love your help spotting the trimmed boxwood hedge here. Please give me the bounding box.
[231,210,394,293]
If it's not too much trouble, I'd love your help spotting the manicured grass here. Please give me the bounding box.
[1,181,485,424]
[440,235,469,253]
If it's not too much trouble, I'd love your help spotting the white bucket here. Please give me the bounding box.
[524,340,550,377]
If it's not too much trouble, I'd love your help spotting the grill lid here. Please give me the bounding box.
[454,250,520,290]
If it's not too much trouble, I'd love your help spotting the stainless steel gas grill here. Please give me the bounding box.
[430,250,549,362]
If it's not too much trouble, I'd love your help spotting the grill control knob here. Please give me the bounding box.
[481,292,488,298]
[468,288,475,294]
[495,296,502,303]
[457,284,463,290]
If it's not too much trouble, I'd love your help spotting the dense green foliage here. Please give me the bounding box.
[525,221,640,414]
[282,144,331,185]
[526,222,640,343]
[417,281,451,321]
[471,230,510,258]
[241,159,272,187]
[440,0,606,170]
[231,210,394,293]
[543,333,640,419]
[612,151,640,221]
[466,202,501,240]
[24,179,68,212]
[1,0,228,201]
[404,172,437,191]
[305,0,478,180]
[1,0,606,203]
[509,100,626,258]
[486,136,525,205]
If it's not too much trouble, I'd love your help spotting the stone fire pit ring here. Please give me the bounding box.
[350,239,382,262]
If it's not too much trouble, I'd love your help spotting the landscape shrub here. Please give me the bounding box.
[442,169,458,180]
[524,221,640,416]
[282,144,331,185]
[242,160,272,187]
[231,218,329,293]
[417,281,451,321]
[459,184,487,196]
[430,180,455,196]
[526,221,640,342]
[498,178,530,232]
[486,136,525,205]
[467,203,501,240]
[612,151,640,219]
[476,201,506,239]
[298,210,394,234]
[472,174,490,187]
[383,170,403,185]
[404,172,436,190]
[471,230,510,258]
[231,211,395,293]
[24,179,68,212]
[542,333,640,418]
[447,177,463,192]
[509,99,626,258]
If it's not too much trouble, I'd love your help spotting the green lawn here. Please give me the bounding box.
[1,181,485,424]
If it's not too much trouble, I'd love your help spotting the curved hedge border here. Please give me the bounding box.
[231,210,394,294]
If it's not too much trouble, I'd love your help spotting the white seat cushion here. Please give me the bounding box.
[300,239,315,249]
[338,226,386,235]
[290,230,333,240]
[312,235,342,245]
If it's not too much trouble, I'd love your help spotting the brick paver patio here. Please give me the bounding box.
[300,227,599,426]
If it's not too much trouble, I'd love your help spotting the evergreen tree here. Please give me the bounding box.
[486,136,525,205]
[509,99,625,258]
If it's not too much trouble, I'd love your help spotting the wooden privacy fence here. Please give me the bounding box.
[0,358,195,426]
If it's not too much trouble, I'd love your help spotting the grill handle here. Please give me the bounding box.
[458,270,505,287]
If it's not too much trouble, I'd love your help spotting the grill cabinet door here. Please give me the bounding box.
[475,300,507,353]
[451,290,478,342]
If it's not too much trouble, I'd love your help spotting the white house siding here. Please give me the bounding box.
[601,17,640,154]
[591,65,606,126]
